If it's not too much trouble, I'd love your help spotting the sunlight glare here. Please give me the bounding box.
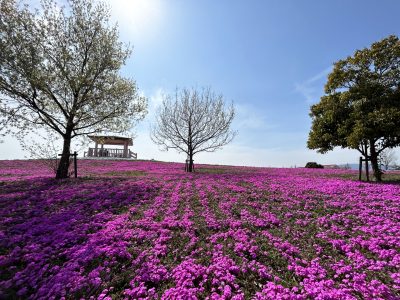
[106,0,165,39]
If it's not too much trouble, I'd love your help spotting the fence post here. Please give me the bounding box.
[73,151,77,178]
[359,156,362,181]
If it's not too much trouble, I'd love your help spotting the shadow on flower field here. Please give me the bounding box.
[0,174,160,298]
[0,159,399,299]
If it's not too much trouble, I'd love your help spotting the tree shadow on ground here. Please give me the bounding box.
[0,177,160,298]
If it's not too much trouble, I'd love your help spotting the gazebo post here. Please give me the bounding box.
[123,141,128,158]
[94,142,98,157]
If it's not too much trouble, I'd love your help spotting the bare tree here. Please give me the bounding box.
[0,0,147,178]
[380,148,398,170]
[151,87,236,172]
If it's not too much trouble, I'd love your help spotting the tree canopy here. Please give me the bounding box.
[308,35,400,181]
[0,0,147,178]
[151,87,236,172]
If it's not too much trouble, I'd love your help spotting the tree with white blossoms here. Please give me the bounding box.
[0,0,147,178]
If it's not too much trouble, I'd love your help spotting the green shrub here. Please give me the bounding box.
[305,162,324,169]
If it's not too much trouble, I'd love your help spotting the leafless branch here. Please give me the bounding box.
[151,87,236,171]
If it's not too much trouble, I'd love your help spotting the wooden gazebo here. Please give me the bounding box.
[84,135,137,159]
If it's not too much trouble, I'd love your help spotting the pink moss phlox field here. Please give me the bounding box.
[0,160,399,299]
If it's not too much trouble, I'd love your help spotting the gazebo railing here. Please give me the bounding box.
[129,150,137,159]
[84,147,137,159]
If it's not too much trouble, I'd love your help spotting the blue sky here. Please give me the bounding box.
[1,0,400,166]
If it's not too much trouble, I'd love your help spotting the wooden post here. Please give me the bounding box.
[73,151,77,178]
[365,158,370,182]
[95,142,98,157]
[123,141,128,158]
[359,156,362,181]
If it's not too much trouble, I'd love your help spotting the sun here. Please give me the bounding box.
[106,0,165,39]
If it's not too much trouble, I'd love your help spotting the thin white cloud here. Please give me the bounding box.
[294,83,317,104]
[295,67,331,104]
[307,67,332,84]
[134,87,165,149]
[146,88,165,120]
[140,90,275,132]
[234,103,275,130]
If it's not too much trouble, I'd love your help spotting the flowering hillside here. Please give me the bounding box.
[0,160,399,299]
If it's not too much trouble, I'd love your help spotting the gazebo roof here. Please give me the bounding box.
[88,135,133,146]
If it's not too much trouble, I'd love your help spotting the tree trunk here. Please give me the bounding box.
[365,156,370,182]
[188,152,194,172]
[56,131,72,179]
[369,140,382,182]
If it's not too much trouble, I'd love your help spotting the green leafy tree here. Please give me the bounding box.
[0,0,147,178]
[308,35,400,181]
